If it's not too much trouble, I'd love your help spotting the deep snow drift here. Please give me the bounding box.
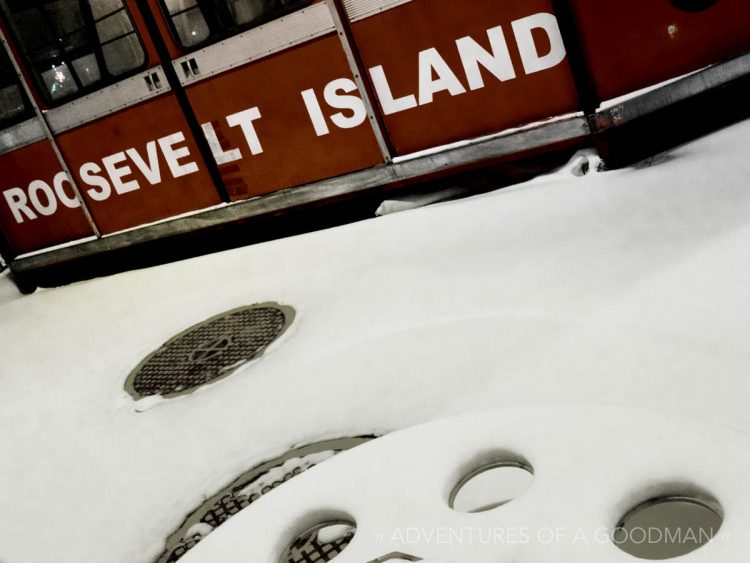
[1,118,750,562]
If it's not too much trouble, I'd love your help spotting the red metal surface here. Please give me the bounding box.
[347,0,580,155]
[0,140,94,255]
[568,0,750,101]
[125,0,161,70]
[3,0,748,259]
[184,35,384,201]
[55,94,222,234]
[0,19,44,111]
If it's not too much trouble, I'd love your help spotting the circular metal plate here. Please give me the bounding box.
[613,496,723,559]
[125,303,295,400]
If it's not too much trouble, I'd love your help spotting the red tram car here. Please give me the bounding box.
[0,0,748,291]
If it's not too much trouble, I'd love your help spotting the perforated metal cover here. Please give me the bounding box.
[285,521,356,563]
[159,437,372,563]
[126,303,294,400]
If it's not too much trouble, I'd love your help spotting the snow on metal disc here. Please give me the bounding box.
[125,303,294,399]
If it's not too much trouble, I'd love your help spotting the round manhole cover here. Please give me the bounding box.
[158,437,373,563]
[126,303,295,400]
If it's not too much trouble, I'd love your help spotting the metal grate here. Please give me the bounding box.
[285,521,356,563]
[158,437,373,563]
[126,303,294,399]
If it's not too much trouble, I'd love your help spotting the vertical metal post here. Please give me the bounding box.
[325,0,394,163]
[136,0,232,203]
[0,29,102,237]
[549,0,600,117]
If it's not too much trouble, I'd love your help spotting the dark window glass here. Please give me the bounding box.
[0,47,29,128]
[161,0,312,51]
[164,0,211,47]
[0,0,147,106]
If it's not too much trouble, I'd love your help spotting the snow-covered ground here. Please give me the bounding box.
[1,117,750,562]
[182,405,750,562]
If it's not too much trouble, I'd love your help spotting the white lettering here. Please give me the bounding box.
[301,89,330,136]
[226,108,263,155]
[102,152,140,195]
[27,180,57,216]
[80,162,111,202]
[158,132,199,178]
[418,48,467,105]
[512,13,566,75]
[201,122,242,164]
[324,78,368,130]
[3,187,36,223]
[369,65,418,115]
[52,171,81,209]
[126,141,162,185]
[456,25,516,90]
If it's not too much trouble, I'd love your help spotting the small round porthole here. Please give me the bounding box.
[449,461,534,513]
[613,496,723,560]
[282,520,356,563]
[669,0,719,12]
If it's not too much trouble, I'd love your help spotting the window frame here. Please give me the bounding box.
[0,0,150,108]
[0,47,34,130]
[158,0,314,52]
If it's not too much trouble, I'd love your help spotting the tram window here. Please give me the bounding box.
[0,85,25,120]
[91,0,147,76]
[0,0,147,106]
[163,0,211,47]
[161,0,311,50]
[225,0,283,26]
[0,48,29,128]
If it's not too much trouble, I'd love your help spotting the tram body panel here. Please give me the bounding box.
[123,0,162,69]
[343,0,580,155]
[0,0,225,236]
[1,0,748,265]
[568,0,750,101]
[54,93,221,235]
[183,34,384,201]
[0,138,94,255]
[143,0,185,60]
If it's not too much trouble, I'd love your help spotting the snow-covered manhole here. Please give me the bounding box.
[282,520,356,562]
[158,437,372,563]
[126,303,294,399]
